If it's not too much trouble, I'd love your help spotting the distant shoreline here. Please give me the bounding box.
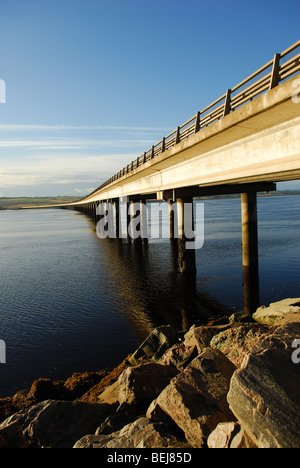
[0,191,299,211]
[0,196,81,211]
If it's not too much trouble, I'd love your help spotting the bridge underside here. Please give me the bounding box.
[77,77,299,204]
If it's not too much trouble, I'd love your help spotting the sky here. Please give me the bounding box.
[0,0,299,197]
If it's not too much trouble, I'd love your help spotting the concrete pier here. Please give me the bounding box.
[241,192,260,315]
[176,197,196,275]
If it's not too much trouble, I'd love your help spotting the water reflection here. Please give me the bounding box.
[82,210,232,338]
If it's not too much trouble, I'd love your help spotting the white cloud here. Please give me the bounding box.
[0,124,170,132]
[0,138,154,150]
[0,152,136,189]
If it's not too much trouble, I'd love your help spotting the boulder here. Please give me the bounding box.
[118,362,179,406]
[128,325,177,365]
[0,421,31,448]
[207,422,257,448]
[227,322,300,448]
[74,417,191,449]
[96,402,145,435]
[210,323,271,367]
[253,298,300,326]
[183,324,231,354]
[158,342,197,370]
[0,399,117,448]
[153,347,236,447]
[97,380,121,406]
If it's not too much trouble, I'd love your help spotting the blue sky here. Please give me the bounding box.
[0,0,299,197]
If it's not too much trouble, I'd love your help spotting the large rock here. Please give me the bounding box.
[128,326,177,365]
[152,347,236,447]
[0,421,31,448]
[0,400,117,448]
[253,298,300,326]
[183,324,231,354]
[227,322,300,448]
[158,342,197,370]
[207,422,257,449]
[74,417,191,449]
[118,362,179,406]
[210,323,271,367]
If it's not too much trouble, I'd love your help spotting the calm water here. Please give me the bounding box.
[0,195,299,396]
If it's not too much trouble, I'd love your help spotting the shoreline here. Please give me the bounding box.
[1,296,300,448]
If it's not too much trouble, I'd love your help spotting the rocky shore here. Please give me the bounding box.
[0,297,300,449]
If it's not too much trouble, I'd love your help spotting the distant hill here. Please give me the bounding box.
[0,196,82,210]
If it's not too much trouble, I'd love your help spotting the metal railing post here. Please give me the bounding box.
[270,53,280,89]
[223,89,232,116]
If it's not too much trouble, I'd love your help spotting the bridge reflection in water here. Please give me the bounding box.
[76,201,248,338]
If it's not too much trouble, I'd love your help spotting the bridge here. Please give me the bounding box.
[60,40,300,314]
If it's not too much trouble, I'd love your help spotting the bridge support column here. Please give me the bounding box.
[128,197,148,241]
[168,199,175,239]
[241,192,260,315]
[177,197,196,275]
[113,199,121,238]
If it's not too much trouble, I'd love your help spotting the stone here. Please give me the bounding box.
[183,324,231,354]
[0,421,31,448]
[146,398,176,426]
[128,325,177,365]
[74,417,191,449]
[0,399,117,448]
[253,298,300,326]
[210,323,271,367]
[118,362,179,406]
[207,422,257,448]
[229,310,254,323]
[96,402,144,435]
[97,380,121,405]
[154,347,236,447]
[227,322,300,448]
[158,342,197,370]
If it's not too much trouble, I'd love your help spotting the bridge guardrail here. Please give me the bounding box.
[91,40,300,195]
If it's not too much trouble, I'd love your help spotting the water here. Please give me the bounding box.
[0,195,299,397]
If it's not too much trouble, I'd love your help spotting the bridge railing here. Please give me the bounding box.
[91,40,300,195]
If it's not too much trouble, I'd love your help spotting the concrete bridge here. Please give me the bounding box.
[63,40,300,314]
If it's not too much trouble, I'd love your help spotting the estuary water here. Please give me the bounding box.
[0,195,299,397]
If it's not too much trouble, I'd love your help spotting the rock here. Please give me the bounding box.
[97,380,121,406]
[229,310,254,323]
[146,398,177,426]
[79,356,131,403]
[74,417,191,449]
[0,399,118,448]
[210,323,271,367]
[118,362,179,406]
[207,422,257,448]
[154,347,236,447]
[183,324,231,354]
[227,322,300,448]
[253,298,300,326]
[158,343,197,370]
[0,421,31,448]
[128,326,177,365]
[96,402,145,435]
